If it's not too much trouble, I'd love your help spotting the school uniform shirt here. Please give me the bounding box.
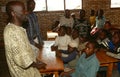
[95,16,106,28]
[59,16,74,28]
[54,34,71,50]
[89,16,96,26]
[71,37,79,48]
[74,19,91,38]
[107,41,120,54]
[4,23,41,77]
[71,53,100,77]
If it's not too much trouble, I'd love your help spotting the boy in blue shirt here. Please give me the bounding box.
[60,40,100,77]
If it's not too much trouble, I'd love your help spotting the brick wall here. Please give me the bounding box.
[0,0,120,41]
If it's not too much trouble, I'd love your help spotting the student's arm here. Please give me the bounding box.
[62,51,77,63]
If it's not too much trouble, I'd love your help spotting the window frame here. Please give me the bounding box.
[110,0,120,8]
[34,0,82,12]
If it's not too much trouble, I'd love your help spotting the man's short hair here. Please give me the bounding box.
[6,1,24,16]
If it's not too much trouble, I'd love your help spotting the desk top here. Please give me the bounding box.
[37,41,64,72]
[96,49,120,65]
[47,31,58,38]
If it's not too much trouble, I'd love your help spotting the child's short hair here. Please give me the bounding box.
[59,25,67,33]
[88,39,99,49]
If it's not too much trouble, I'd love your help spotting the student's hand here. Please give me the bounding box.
[56,51,61,57]
[51,45,58,51]
[35,43,43,49]
[51,45,55,51]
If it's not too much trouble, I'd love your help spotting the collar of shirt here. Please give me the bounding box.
[84,53,96,61]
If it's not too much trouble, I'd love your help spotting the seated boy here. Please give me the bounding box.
[51,26,71,51]
[60,39,100,77]
[105,31,120,73]
[96,29,110,48]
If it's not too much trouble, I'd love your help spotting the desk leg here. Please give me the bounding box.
[54,72,59,77]
[107,63,113,77]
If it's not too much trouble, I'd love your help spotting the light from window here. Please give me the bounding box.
[34,0,82,11]
[34,0,46,11]
[65,0,82,9]
[111,0,120,8]
[47,0,64,11]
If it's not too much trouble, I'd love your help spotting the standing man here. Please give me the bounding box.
[4,1,46,77]
[26,0,44,48]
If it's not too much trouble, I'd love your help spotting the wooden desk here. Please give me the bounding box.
[47,31,58,40]
[37,41,64,77]
[96,49,120,77]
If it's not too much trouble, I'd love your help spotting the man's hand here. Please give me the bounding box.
[31,61,47,69]
[35,43,43,49]
[36,61,47,69]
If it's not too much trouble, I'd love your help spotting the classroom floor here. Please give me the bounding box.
[0,49,120,77]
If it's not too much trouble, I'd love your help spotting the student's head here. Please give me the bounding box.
[6,1,26,24]
[111,32,120,45]
[79,36,88,43]
[64,9,70,18]
[97,9,104,18]
[90,9,95,16]
[71,29,79,39]
[79,9,85,19]
[98,29,107,40]
[58,26,66,36]
[27,0,35,12]
[66,27,72,36]
[71,13,75,19]
[84,40,98,57]
[68,41,78,53]
[104,21,112,30]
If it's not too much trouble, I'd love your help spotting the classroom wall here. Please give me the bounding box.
[0,0,120,41]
